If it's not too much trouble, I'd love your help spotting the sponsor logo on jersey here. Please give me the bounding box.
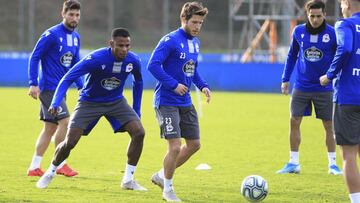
[322,34,330,43]
[126,63,133,72]
[182,59,196,77]
[60,51,73,67]
[304,46,323,62]
[112,62,122,73]
[101,77,121,90]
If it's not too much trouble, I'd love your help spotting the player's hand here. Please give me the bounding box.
[28,86,40,99]
[319,75,330,86]
[174,83,188,96]
[202,87,211,103]
[281,82,289,95]
[48,106,59,116]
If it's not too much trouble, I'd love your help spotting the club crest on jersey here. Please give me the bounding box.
[74,37,78,46]
[322,34,330,43]
[60,51,73,68]
[182,59,196,77]
[112,62,122,73]
[304,46,323,62]
[356,25,360,32]
[101,77,121,90]
[195,43,199,53]
[126,63,133,72]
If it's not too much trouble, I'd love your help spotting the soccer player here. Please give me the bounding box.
[27,0,82,177]
[36,28,146,191]
[147,2,211,202]
[320,0,360,202]
[277,0,342,175]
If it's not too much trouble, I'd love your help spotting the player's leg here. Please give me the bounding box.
[105,99,147,190]
[52,98,78,177]
[277,89,309,174]
[53,117,69,146]
[152,106,182,201]
[322,120,335,152]
[175,138,200,168]
[290,116,302,152]
[322,119,342,174]
[123,120,145,166]
[28,122,57,176]
[313,91,341,174]
[175,105,201,168]
[334,104,360,201]
[36,127,83,189]
[52,127,83,166]
[28,91,58,176]
[120,120,147,191]
[162,138,182,201]
[341,145,360,202]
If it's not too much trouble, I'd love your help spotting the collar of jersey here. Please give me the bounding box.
[352,12,360,18]
[179,28,194,40]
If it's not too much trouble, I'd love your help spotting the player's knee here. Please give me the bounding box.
[290,117,301,126]
[63,138,78,150]
[131,128,145,142]
[190,141,201,152]
[195,142,201,151]
[169,146,181,155]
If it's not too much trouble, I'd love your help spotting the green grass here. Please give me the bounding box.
[0,87,348,202]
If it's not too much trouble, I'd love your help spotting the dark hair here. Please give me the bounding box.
[111,28,131,39]
[305,0,326,13]
[62,0,81,13]
[180,1,208,21]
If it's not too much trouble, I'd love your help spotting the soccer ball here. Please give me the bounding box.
[240,175,268,202]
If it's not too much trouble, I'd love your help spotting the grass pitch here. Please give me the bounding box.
[0,87,348,202]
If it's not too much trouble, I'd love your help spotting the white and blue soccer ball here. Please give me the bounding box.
[241,175,268,202]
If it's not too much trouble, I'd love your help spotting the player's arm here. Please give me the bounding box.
[281,28,300,95]
[49,56,94,115]
[131,58,143,117]
[147,36,179,90]
[193,62,211,103]
[320,21,353,86]
[71,35,84,90]
[28,31,55,99]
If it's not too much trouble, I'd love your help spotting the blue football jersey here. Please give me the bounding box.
[326,12,360,105]
[147,28,209,107]
[28,23,83,92]
[51,48,143,116]
[282,23,336,92]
